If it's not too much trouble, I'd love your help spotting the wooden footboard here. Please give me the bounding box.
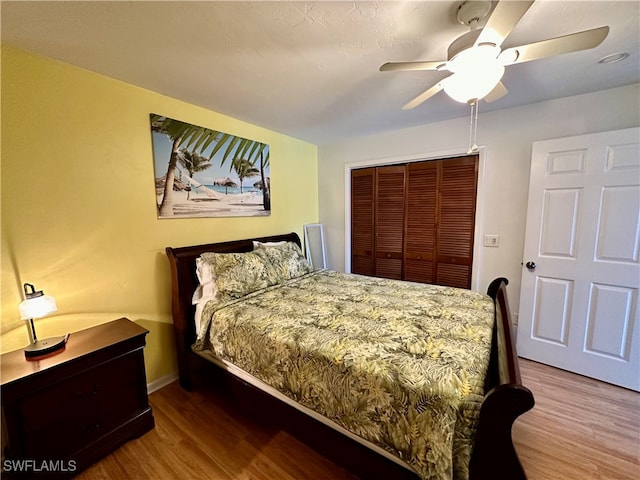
[165,235,534,479]
[470,277,535,480]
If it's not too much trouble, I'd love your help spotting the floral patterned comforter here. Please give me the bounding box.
[194,270,494,480]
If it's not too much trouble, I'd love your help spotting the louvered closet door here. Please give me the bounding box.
[351,168,375,276]
[375,165,405,279]
[404,161,437,283]
[436,156,478,288]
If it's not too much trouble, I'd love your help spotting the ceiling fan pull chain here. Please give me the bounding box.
[468,100,479,154]
[473,100,479,152]
[467,101,473,152]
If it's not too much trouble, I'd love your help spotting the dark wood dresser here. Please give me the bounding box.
[1,318,155,477]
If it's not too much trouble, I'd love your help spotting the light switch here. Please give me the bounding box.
[484,234,499,247]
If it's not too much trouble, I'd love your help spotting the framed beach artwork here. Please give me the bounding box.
[150,114,271,218]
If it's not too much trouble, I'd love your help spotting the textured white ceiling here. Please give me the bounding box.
[2,1,639,145]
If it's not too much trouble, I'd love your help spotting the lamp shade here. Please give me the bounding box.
[442,45,504,103]
[18,282,66,358]
[19,291,57,320]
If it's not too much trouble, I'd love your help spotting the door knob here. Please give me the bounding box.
[525,261,536,271]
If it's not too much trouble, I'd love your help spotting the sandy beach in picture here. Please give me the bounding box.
[157,188,268,218]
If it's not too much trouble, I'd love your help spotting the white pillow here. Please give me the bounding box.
[192,257,217,335]
[193,301,208,337]
[193,257,216,301]
[252,240,287,249]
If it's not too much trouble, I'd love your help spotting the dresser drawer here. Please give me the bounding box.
[14,351,147,458]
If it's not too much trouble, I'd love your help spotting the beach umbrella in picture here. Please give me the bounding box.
[213,177,238,194]
[253,177,270,190]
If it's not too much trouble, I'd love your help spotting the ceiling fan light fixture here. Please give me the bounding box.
[442,47,504,103]
[441,71,501,103]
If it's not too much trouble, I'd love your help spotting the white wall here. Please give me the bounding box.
[317,83,640,316]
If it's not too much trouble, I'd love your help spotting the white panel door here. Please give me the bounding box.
[518,127,640,391]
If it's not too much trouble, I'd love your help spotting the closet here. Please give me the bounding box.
[350,155,478,289]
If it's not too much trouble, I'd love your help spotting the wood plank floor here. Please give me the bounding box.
[78,359,640,479]
[513,359,640,480]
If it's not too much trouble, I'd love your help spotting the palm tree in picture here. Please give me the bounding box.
[257,150,270,211]
[231,158,260,194]
[151,114,226,216]
[178,149,212,200]
[218,136,270,209]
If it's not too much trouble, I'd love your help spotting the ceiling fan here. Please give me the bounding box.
[380,0,609,110]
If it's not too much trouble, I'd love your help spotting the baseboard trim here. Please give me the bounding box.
[147,371,178,394]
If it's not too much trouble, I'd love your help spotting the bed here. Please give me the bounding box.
[166,232,534,480]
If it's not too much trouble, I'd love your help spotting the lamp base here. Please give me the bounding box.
[24,334,69,358]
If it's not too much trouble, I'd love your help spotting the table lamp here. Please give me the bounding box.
[18,283,68,358]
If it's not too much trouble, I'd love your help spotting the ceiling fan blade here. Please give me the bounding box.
[402,80,446,110]
[500,26,609,65]
[483,81,508,103]
[380,61,446,72]
[475,0,534,48]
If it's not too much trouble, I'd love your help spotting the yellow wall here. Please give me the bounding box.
[0,46,319,383]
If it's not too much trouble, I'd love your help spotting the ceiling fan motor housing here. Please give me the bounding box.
[456,0,492,27]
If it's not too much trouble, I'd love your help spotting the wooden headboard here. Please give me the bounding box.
[165,232,301,388]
